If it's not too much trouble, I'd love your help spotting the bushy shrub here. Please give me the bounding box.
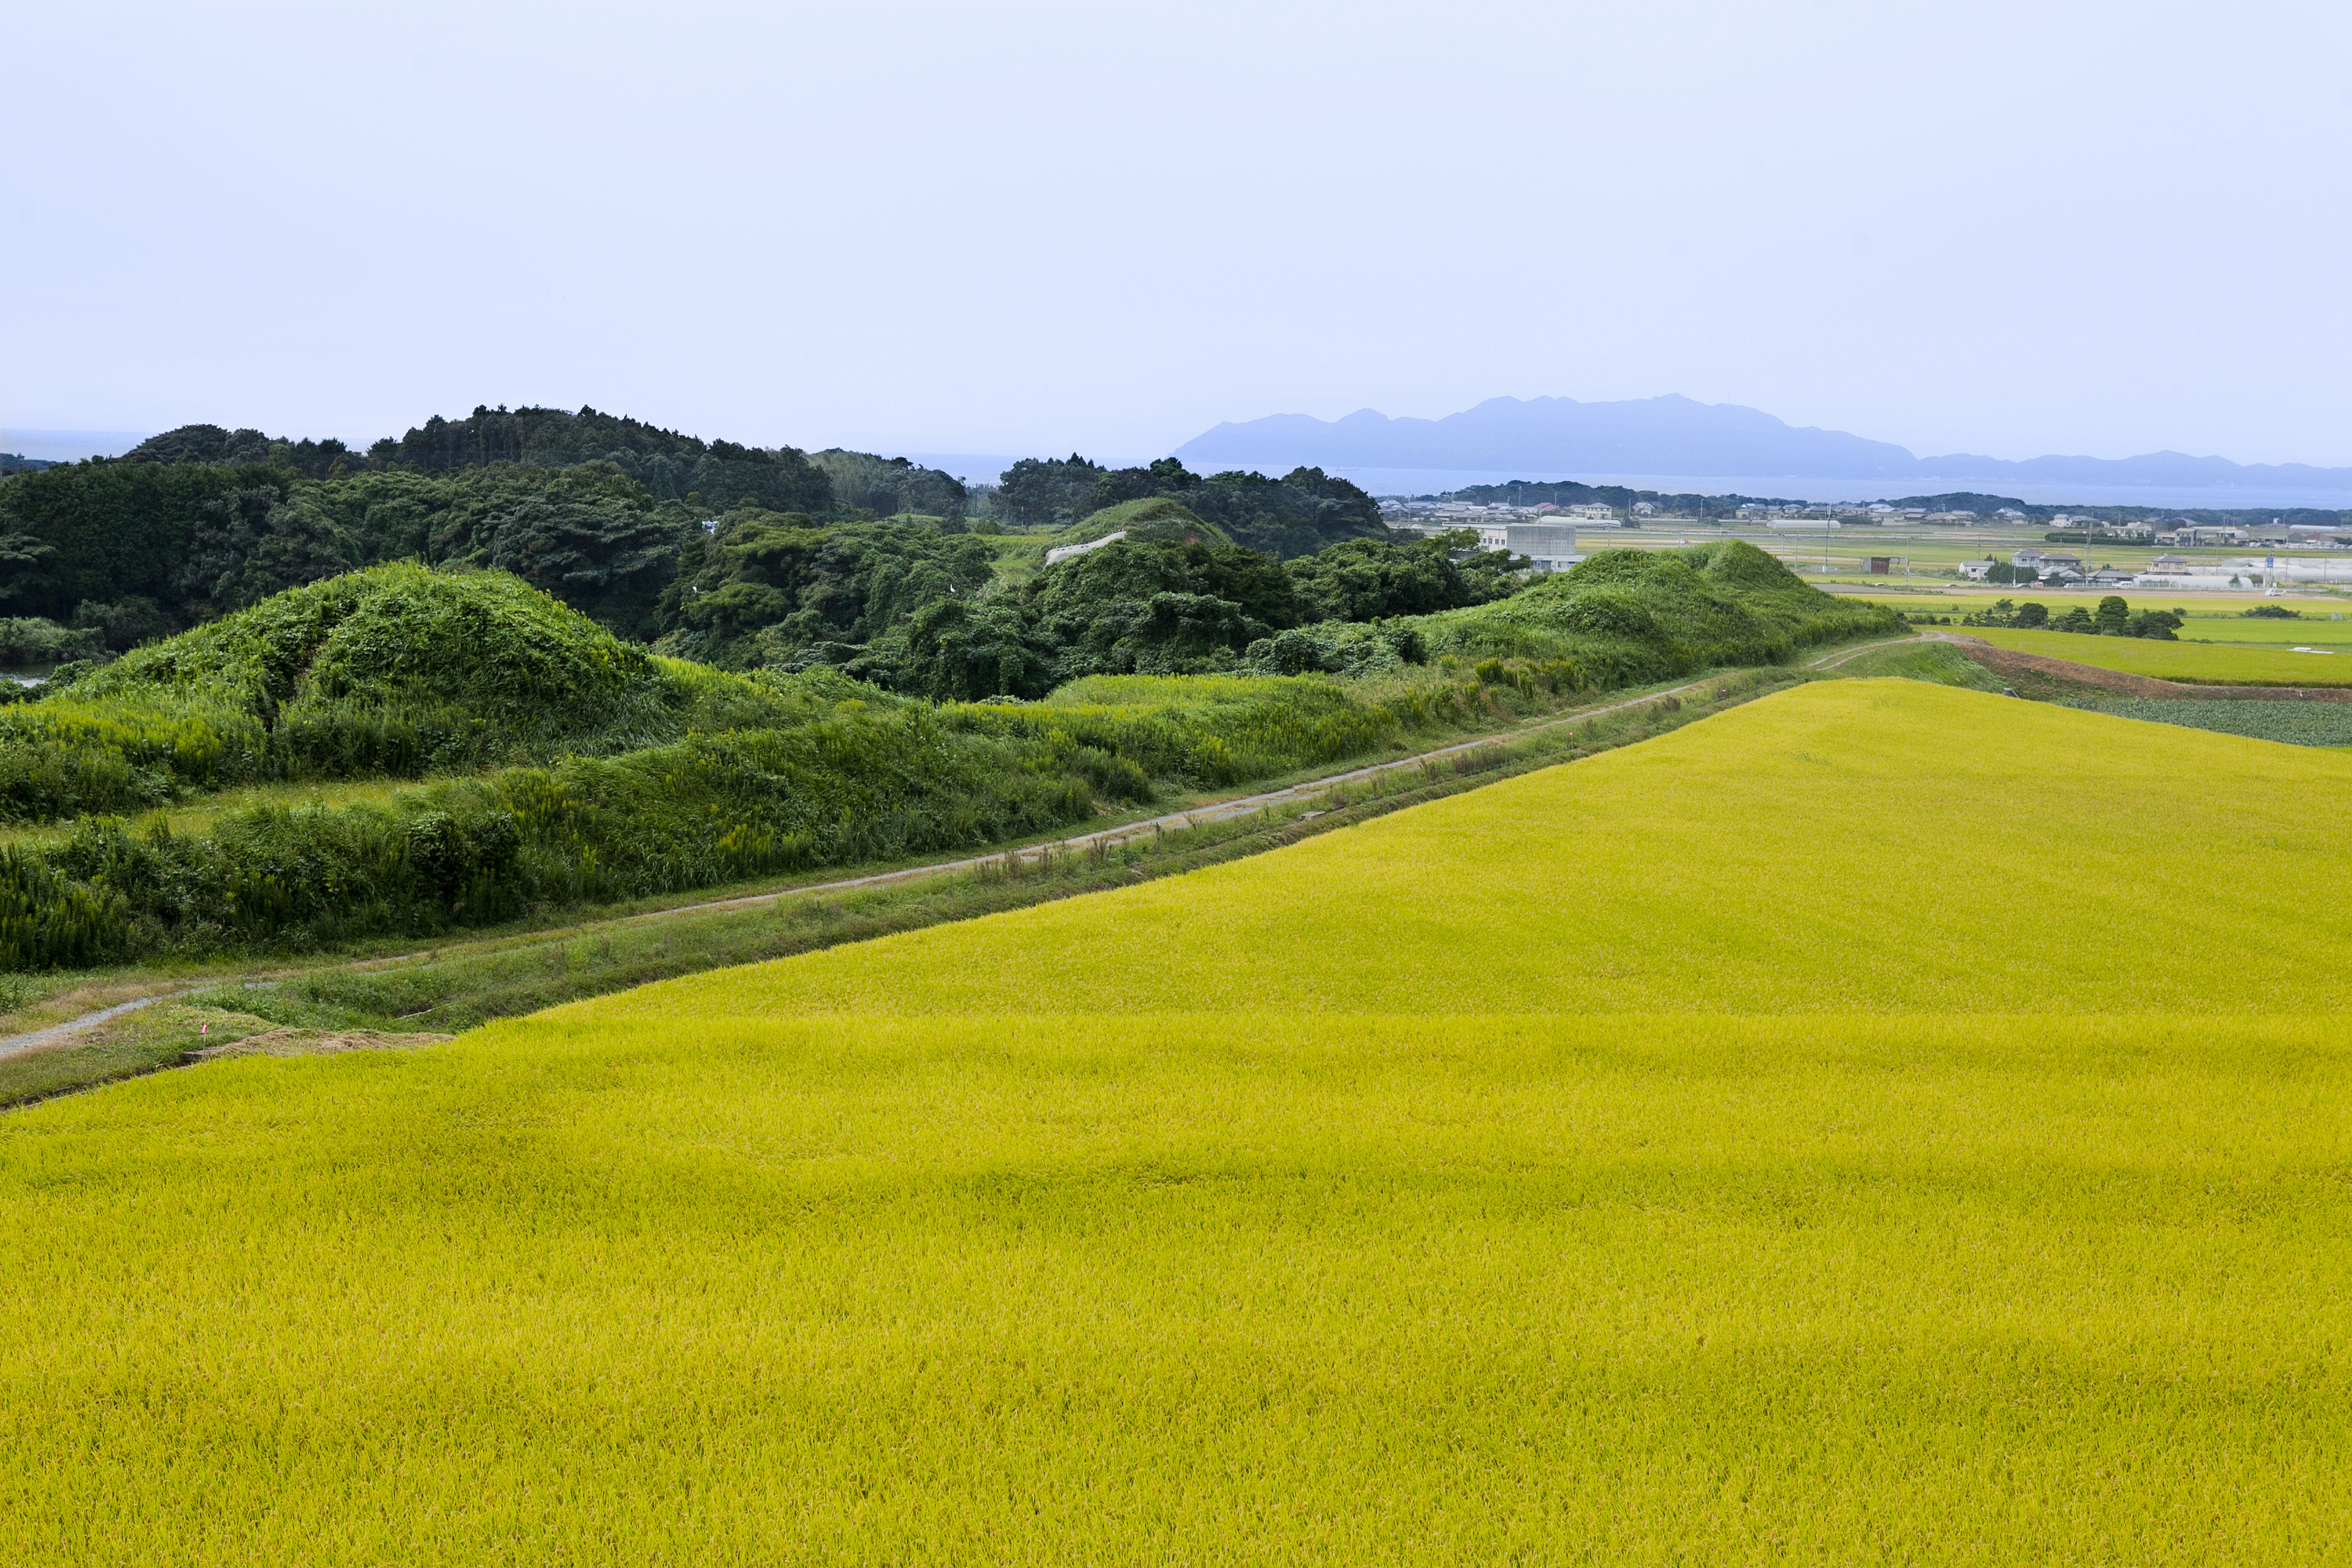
[0,846,124,971]
[951,674,1399,789]
[0,617,102,665]
[1241,620,1429,680]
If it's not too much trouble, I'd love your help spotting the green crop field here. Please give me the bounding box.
[1965,625,2352,684]
[2075,697,2352,748]
[5,681,2349,1563]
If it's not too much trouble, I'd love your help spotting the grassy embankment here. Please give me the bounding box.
[4,680,2348,1561]
[0,544,1899,972]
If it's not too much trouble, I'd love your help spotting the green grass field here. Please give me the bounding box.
[2164,615,2352,648]
[1965,625,2352,684]
[0,772,449,851]
[5,681,2349,1563]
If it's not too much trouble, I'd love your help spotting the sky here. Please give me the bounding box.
[4,0,2348,467]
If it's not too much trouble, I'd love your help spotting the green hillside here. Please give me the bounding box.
[0,543,1898,967]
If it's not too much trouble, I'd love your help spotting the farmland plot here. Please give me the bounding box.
[4,680,2347,1564]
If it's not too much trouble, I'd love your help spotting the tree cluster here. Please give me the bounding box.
[0,410,1453,675]
[0,460,697,645]
[361,405,834,514]
[658,509,995,671]
[886,526,1526,699]
[988,456,1387,559]
[1962,597,2182,638]
[806,450,970,522]
[0,411,975,651]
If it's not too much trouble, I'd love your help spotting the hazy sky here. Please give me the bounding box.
[5,0,2347,465]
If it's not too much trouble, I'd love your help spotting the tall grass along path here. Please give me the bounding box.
[0,633,1923,1066]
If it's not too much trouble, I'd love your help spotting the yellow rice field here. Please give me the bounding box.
[4,680,2348,1563]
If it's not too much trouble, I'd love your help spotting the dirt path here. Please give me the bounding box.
[0,997,170,1063]
[0,636,1922,1063]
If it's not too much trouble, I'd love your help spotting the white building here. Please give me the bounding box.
[2135,555,2352,589]
[1476,520,1584,573]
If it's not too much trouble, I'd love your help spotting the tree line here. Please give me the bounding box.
[0,408,1403,662]
[1960,597,2183,638]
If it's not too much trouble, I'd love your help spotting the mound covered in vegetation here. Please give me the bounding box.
[1246,540,1901,685]
[1432,540,1892,668]
[0,564,805,822]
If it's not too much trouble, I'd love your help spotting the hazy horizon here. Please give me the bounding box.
[5,1,2347,468]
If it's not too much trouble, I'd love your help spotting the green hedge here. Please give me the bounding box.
[39,705,1092,958]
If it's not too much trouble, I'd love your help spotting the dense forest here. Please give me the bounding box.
[656,496,1526,694]
[0,406,1399,672]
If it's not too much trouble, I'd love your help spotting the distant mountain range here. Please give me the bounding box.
[1172,395,2352,493]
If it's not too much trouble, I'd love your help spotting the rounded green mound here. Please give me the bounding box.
[1068,497,1233,547]
[77,561,660,736]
